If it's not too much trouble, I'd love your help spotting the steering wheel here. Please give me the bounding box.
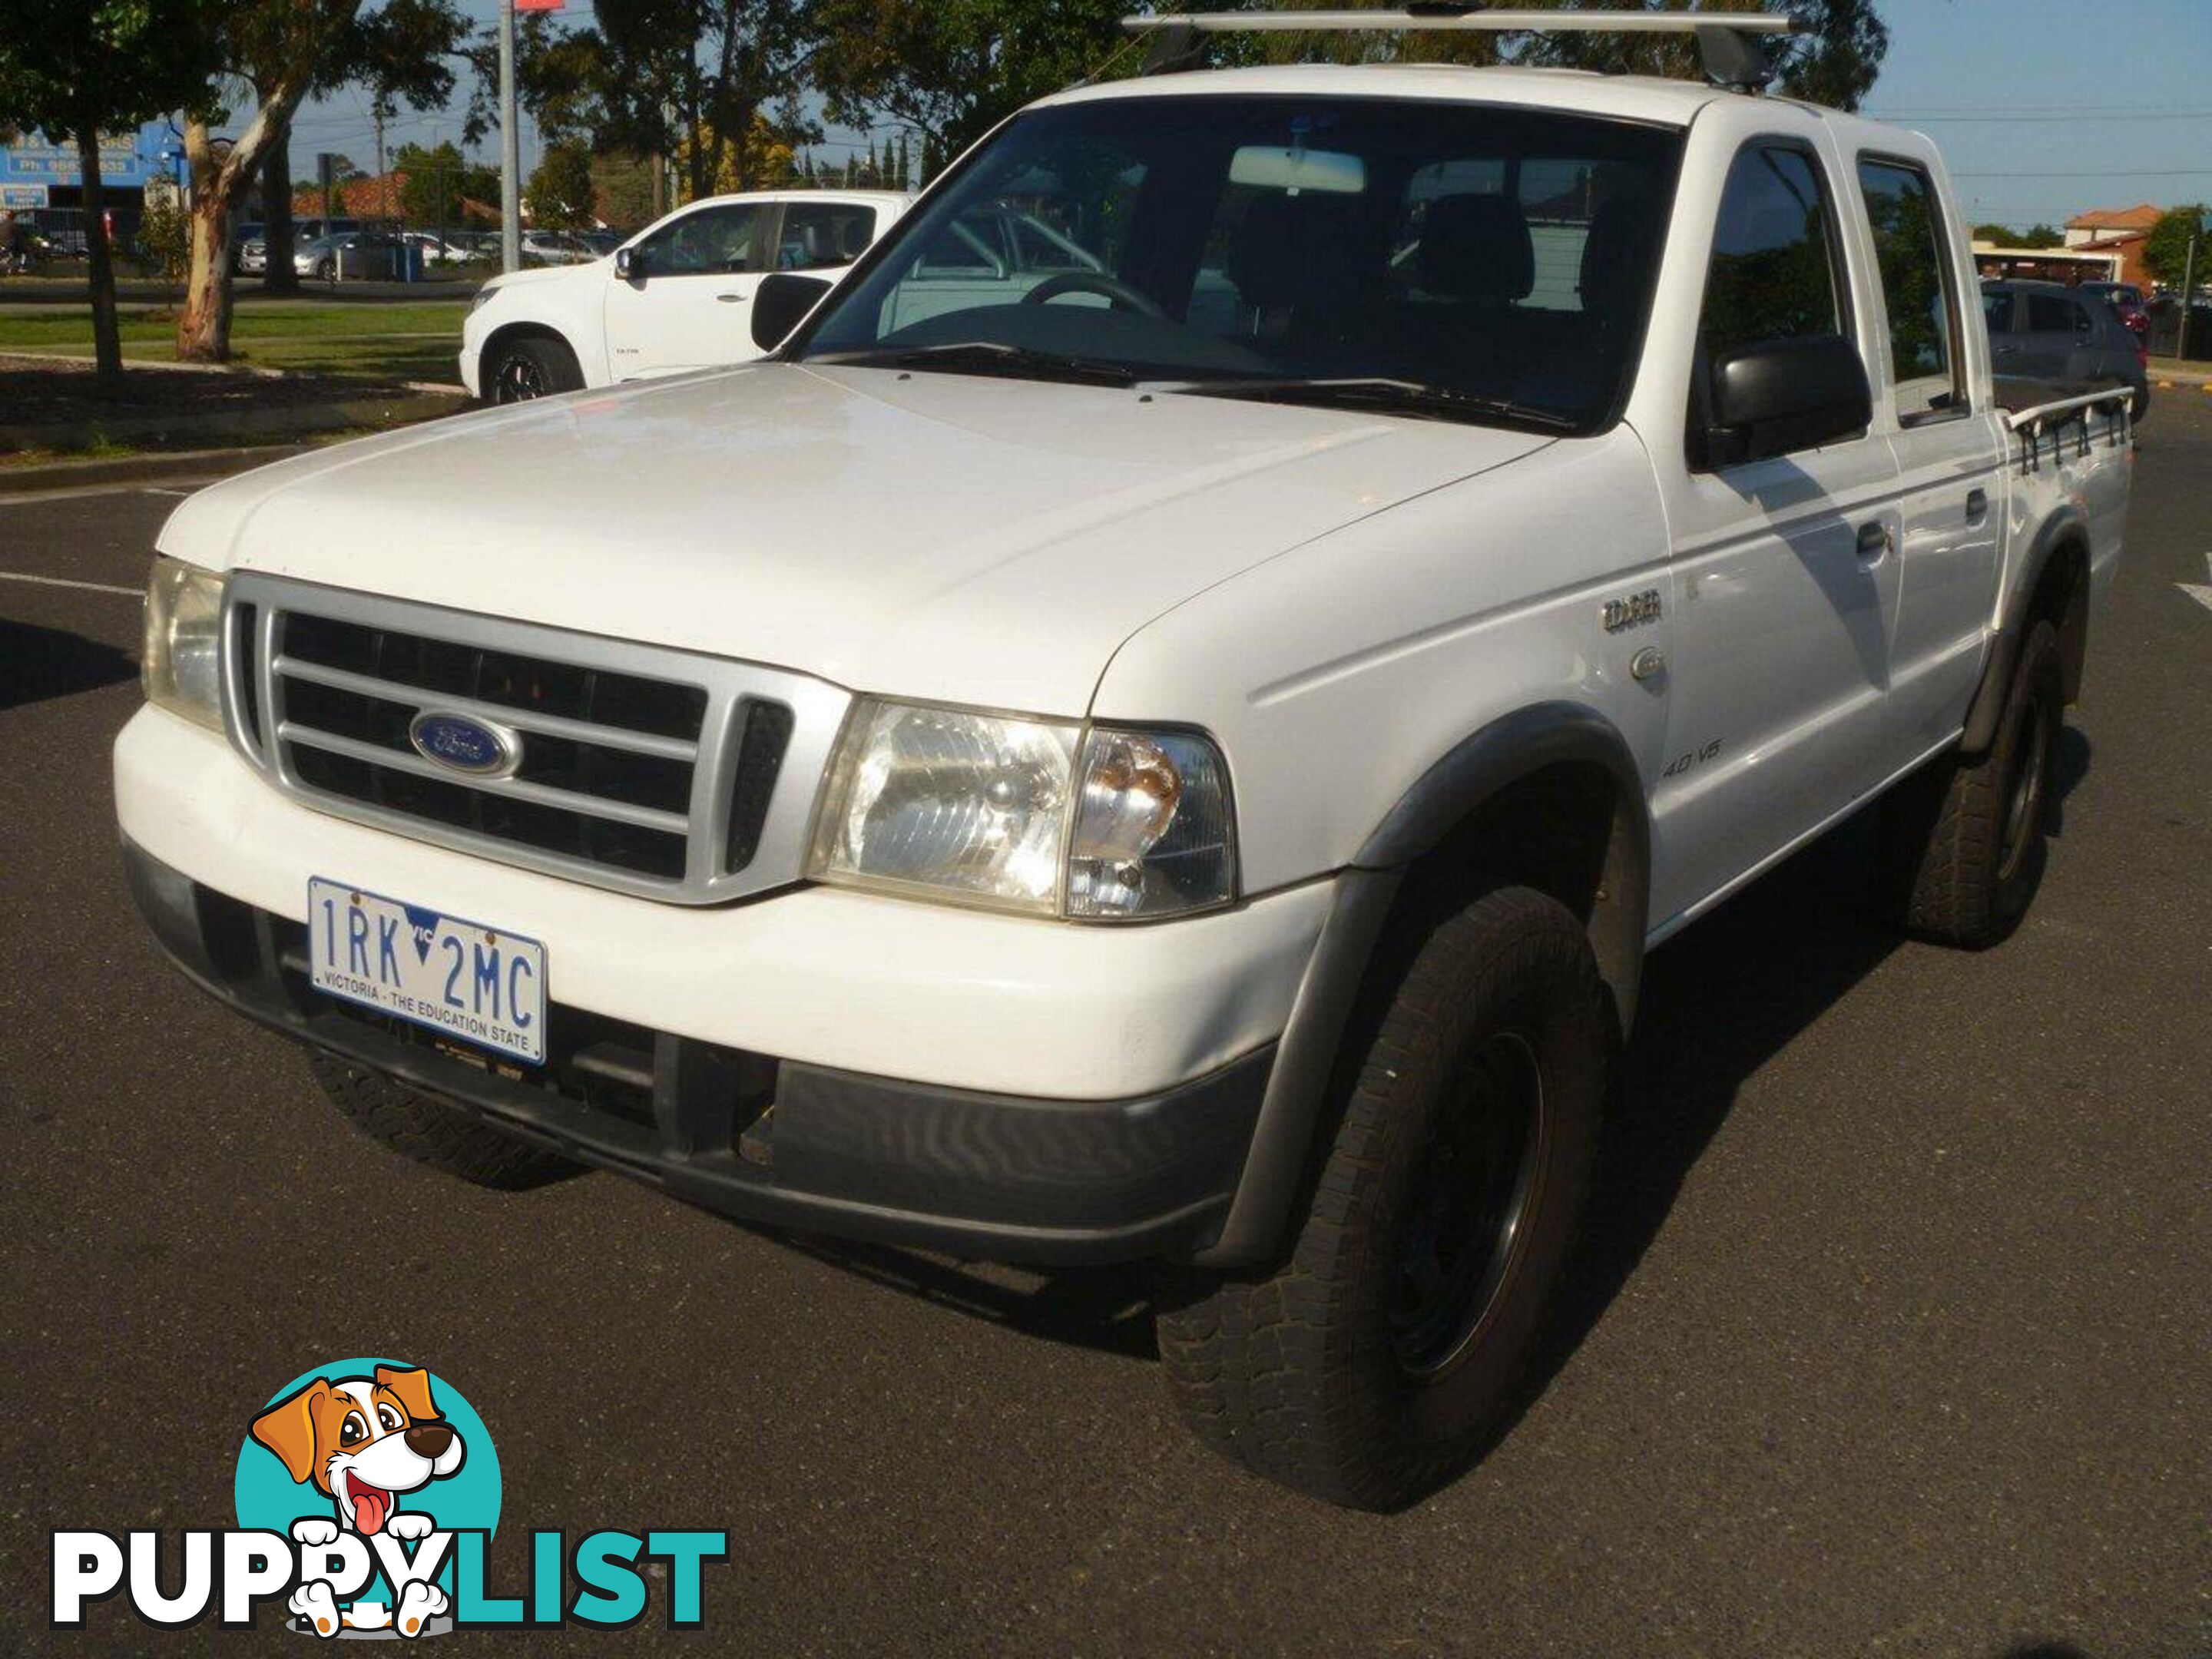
[1021,272,1169,320]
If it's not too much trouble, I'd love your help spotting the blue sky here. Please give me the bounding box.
[290,0,2212,229]
[1864,0,2212,230]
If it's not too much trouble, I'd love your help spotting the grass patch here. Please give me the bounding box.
[0,303,467,384]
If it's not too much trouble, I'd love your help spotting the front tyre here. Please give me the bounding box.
[1156,886,1612,1511]
[307,1052,586,1190]
[484,335,584,404]
[1882,619,2065,949]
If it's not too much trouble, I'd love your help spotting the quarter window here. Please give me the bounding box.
[1857,158,1963,422]
[1699,144,1846,360]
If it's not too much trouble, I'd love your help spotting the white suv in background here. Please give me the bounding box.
[462,190,911,402]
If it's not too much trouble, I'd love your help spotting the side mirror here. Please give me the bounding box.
[1698,334,1871,469]
[614,247,638,282]
[752,271,835,351]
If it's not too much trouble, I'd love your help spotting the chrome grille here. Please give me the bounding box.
[221,573,851,904]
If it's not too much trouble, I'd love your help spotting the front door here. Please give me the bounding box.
[603,200,770,379]
[1649,137,1902,925]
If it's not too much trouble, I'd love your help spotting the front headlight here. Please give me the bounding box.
[807,699,1237,921]
[142,557,225,731]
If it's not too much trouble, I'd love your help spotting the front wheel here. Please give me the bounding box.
[314,257,335,283]
[1156,886,1612,1511]
[484,336,584,404]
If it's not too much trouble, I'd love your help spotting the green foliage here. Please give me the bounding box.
[2144,204,2208,287]
[393,140,495,224]
[591,151,659,230]
[527,141,596,229]
[138,190,190,280]
[1972,222,2017,244]
[2017,224,2065,250]
[810,0,1130,161]
[0,0,217,142]
[466,0,819,204]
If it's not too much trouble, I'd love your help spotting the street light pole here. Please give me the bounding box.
[498,0,521,273]
[2180,216,2204,365]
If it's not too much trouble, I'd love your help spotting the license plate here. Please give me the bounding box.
[308,879,548,1064]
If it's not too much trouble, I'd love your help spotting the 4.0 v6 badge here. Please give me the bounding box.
[1601,588,1663,632]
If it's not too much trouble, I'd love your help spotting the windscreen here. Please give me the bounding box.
[793,95,1685,434]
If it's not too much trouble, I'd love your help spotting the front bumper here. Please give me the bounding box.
[127,836,1273,1263]
[117,706,1339,1262]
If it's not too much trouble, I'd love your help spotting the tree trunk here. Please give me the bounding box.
[75,126,124,399]
[177,176,237,363]
[262,127,300,294]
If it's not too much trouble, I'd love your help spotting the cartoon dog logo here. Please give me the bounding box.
[251,1365,465,1637]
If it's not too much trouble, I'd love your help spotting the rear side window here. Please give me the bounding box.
[1856,157,1963,422]
[1699,144,1846,359]
[1982,289,2015,333]
[779,202,877,272]
[2025,293,2078,333]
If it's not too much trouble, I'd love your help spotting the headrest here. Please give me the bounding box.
[1229,192,1360,311]
[1578,198,1652,323]
[1418,194,1533,302]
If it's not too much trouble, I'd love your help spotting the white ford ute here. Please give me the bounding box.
[119,18,2131,1511]
[460,189,911,401]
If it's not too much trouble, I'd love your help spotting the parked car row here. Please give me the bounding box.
[228,221,618,276]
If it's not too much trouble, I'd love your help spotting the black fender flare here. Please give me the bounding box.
[1962,505,2090,753]
[1193,702,1651,1268]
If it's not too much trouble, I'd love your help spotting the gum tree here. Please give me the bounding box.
[176,0,464,359]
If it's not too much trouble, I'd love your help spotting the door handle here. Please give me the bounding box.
[1856,521,1891,559]
[716,292,747,304]
[1965,488,1988,523]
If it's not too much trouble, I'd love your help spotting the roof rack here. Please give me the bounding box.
[1121,8,1804,92]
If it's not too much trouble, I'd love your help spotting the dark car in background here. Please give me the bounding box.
[2081,279,2151,342]
[1983,278,2150,422]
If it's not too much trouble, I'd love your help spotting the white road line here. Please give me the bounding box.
[2181,552,2212,617]
[0,571,142,598]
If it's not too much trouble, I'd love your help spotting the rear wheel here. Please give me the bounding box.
[307,1052,586,1190]
[1882,619,2065,948]
[1155,886,1612,1511]
[485,335,583,404]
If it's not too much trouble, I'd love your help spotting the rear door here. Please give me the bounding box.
[1854,152,2005,766]
[602,200,770,378]
[2015,290,2082,382]
[1647,135,1904,920]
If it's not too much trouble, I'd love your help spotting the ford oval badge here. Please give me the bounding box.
[409,710,522,778]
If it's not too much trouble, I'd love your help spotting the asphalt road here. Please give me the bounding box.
[3,398,2208,1657]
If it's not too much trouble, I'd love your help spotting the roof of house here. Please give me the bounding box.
[2067,203,2162,231]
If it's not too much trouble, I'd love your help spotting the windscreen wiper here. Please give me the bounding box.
[1154,376,1578,432]
[806,341,1141,388]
